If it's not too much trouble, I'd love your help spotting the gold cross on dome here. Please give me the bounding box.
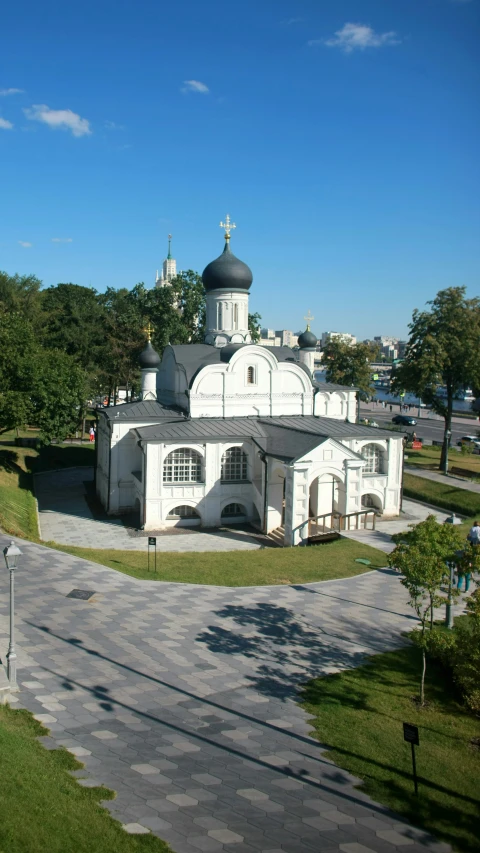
[143,322,154,342]
[304,310,314,331]
[220,214,236,239]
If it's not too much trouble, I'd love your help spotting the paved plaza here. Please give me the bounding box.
[0,534,451,853]
[34,467,264,551]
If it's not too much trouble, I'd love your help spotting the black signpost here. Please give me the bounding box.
[403,722,419,795]
[148,537,157,573]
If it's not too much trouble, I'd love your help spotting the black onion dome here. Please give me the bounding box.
[298,329,318,349]
[139,340,161,369]
[202,241,253,292]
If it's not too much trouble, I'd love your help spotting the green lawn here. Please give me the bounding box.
[0,704,170,853]
[403,472,480,518]
[46,537,387,586]
[0,441,94,540]
[300,645,480,853]
[406,445,480,476]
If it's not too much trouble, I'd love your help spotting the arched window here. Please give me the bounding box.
[163,448,203,483]
[233,303,239,329]
[221,503,246,518]
[221,447,248,481]
[362,443,384,475]
[247,366,255,385]
[217,302,223,329]
[167,505,200,518]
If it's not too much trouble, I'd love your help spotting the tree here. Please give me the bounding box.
[98,287,145,403]
[0,309,87,442]
[248,312,262,343]
[388,515,463,704]
[322,337,380,421]
[39,283,106,381]
[0,271,43,324]
[31,350,87,444]
[392,288,480,471]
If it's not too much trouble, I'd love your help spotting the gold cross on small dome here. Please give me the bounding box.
[304,310,314,331]
[220,214,236,240]
[143,323,154,342]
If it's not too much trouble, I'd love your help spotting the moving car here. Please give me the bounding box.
[392,415,417,426]
[457,436,480,453]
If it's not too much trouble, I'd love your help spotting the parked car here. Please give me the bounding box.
[457,436,480,453]
[392,415,417,426]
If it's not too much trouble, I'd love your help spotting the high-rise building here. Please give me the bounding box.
[155,235,177,288]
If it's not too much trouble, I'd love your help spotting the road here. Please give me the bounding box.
[359,402,479,445]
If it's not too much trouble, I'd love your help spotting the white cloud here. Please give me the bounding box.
[18,241,32,248]
[24,104,91,137]
[51,237,73,243]
[0,88,24,96]
[0,117,13,130]
[181,80,209,94]
[104,120,124,130]
[280,17,304,26]
[310,22,400,53]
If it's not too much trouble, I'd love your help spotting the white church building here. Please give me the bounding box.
[96,219,403,546]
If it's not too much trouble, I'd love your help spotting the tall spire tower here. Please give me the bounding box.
[155,234,177,288]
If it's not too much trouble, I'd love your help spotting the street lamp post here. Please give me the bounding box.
[3,541,22,686]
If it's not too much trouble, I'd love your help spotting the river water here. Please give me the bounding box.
[314,372,475,414]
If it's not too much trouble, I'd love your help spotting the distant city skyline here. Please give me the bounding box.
[0,0,478,339]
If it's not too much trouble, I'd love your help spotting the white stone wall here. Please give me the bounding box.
[314,389,357,421]
[190,346,314,418]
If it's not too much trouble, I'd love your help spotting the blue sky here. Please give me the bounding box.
[0,0,478,339]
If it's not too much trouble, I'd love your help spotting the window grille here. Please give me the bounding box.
[362,443,384,474]
[221,447,248,481]
[167,505,200,518]
[163,448,203,483]
[221,503,245,517]
[247,366,255,384]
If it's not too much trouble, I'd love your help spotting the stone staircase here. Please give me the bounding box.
[267,525,285,547]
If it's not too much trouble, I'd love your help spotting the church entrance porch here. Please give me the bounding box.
[309,472,346,528]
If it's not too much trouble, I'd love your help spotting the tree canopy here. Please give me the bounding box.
[0,268,215,438]
[392,287,480,469]
[322,337,379,417]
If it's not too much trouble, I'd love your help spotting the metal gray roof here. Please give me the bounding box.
[97,400,185,422]
[314,381,359,392]
[133,415,397,461]
[167,344,307,386]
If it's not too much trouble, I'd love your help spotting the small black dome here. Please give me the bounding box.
[298,329,318,349]
[202,240,253,292]
[139,340,161,369]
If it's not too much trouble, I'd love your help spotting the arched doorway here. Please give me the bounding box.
[221,503,247,524]
[361,493,383,512]
[309,472,346,523]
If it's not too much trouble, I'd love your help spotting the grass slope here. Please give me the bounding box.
[0,705,170,853]
[300,645,480,853]
[47,537,386,586]
[403,472,480,518]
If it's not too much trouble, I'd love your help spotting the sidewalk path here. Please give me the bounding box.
[341,499,451,553]
[404,466,480,495]
[0,536,450,853]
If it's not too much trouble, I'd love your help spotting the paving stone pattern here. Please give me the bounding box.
[35,468,263,552]
[0,536,451,853]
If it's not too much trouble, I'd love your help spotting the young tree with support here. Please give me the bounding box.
[388,515,464,705]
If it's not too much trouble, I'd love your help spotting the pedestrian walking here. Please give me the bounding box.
[389,404,392,412]
[467,521,480,546]
[89,426,95,443]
